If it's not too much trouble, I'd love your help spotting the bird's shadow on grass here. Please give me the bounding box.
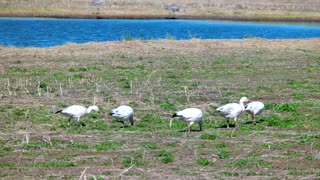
[177,129,202,133]
[113,120,134,128]
[244,118,266,125]
[218,124,236,129]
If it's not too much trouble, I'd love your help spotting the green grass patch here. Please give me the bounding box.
[233,158,272,169]
[22,141,54,150]
[0,147,14,157]
[140,142,158,149]
[89,120,107,131]
[200,133,217,140]
[196,157,213,166]
[0,162,16,169]
[265,102,299,113]
[220,171,239,177]
[36,161,76,168]
[67,142,89,150]
[122,156,149,167]
[95,141,123,151]
[218,150,232,159]
[156,150,174,163]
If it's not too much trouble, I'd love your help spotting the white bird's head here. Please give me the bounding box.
[239,97,250,104]
[88,105,99,113]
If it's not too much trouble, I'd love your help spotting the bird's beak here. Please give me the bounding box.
[169,118,173,128]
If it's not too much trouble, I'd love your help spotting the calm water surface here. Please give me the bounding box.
[0,18,319,47]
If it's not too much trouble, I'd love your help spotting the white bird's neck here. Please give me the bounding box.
[87,106,95,113]
[239,100,246,110]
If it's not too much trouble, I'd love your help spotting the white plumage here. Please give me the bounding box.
[244,101,264,125]
[91,0,104,6]
[56,105,99,126]
[110,105,134,126]
[171,108,203,132]
[91,0,104,14]
[215,97,249,128]
[165,4,180,13]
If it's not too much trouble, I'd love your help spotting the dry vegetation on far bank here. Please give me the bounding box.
[1,0,320,21]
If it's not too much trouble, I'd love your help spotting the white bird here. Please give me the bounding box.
[56,105,99,126]
[170,108,203,132]
[110,105,134,127]
[165,4,180,17]
[215,97,249,129]
[244,101,264,125]
[91,0,104,14]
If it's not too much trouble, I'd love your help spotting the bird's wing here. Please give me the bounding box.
[111,107,118,114]
[111,106,133,118]
[245,102,265,112]
[177,108,202,120]
[244,103,253,111]
[62,105,86,116]
[256,102,265,110]
[216,103,238,115]
[124,106,134,115]
[111,107,122,117]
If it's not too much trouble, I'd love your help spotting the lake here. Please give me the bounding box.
[0,18,319,47]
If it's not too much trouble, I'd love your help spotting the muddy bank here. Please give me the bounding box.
[1,13,320,23]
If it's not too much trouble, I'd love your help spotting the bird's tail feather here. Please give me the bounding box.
[172,113,183,118]
[55,110,63,114]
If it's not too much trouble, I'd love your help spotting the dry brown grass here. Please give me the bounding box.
[0,0,320,21]
[1,38,320,106]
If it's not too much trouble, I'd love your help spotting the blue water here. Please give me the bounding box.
[0,18,319,47]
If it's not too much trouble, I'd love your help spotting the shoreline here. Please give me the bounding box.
[1,14,320,23]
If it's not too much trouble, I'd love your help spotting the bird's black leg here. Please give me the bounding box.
[130,116,134,126]
[77,117,85,127]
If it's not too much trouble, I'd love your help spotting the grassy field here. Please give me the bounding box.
[0,38,320,179]
[1,0,320,21]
